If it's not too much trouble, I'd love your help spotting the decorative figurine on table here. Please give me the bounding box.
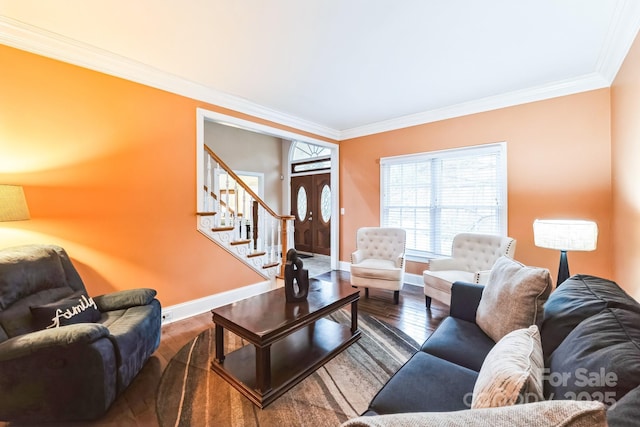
[284,248,310,302]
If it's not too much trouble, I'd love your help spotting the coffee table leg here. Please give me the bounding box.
[255,344,272,395]
[215,324,225,363]
[351,300,359,334]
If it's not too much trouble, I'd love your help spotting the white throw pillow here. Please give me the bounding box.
[472,325,544,409]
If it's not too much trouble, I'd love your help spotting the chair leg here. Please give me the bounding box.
[365,288,369,298]
[425,296,432,309]
[393,290,399,305]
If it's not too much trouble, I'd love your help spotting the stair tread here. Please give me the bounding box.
[230,239,251,246]
[212,226,235,232]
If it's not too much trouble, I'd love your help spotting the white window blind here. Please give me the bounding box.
[380,143,507,258]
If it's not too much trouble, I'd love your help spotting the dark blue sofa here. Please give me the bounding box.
[363,275,640,426]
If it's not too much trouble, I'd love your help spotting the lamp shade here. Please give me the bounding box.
[0,185,31,221]
[533,219,597,251]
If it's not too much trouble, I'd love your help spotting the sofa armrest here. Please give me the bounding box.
[395,253,405,268]
[94,288,157,312]
[0,323,110,361]
[449,281,484,322]
[0,325,116,422]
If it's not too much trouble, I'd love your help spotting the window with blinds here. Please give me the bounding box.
[380,143,507,258]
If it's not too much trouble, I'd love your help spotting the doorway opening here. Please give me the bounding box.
[290,141,332,276]
[197,109,339,277]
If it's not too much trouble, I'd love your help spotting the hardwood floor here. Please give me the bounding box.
[3,271,448,427]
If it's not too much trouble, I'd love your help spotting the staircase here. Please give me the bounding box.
[196,146,294,282]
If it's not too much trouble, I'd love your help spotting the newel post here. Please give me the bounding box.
[280,216,294,277]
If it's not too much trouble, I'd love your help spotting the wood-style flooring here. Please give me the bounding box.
[3,270,448,427]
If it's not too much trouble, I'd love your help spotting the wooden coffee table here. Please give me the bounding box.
[210,279,360,408]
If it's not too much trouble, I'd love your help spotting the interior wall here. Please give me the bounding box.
[204,121,284,211]
[339,89,613,287]
[0,44,334,307]
[611,31,640,299]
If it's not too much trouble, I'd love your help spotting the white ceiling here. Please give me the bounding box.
[2,1,640,139]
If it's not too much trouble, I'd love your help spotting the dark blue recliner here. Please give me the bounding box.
[0,244,161,422]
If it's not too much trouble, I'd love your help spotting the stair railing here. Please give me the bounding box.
[198,145,294,277]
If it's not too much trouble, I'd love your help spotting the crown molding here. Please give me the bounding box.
[0,16,341,141]
[339,73,610,140]
[2,9,638,143]
[595,0,640,83]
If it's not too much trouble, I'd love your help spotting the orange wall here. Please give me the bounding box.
[0,44,333,306]
[340,89,613,286]
[612,32,640,300]
[0,42,624,303]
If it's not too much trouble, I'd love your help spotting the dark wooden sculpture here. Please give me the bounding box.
[284,248,310,302]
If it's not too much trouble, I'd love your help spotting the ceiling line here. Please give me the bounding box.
[1,13,637,141]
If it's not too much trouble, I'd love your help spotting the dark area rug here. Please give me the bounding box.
[156,310,418,427]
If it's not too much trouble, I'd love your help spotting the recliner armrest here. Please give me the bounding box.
[0,323,110,361]
[449,281,484,323]
[94,288,157,312]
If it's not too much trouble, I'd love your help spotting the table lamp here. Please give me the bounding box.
[533,219,597,286]
[0,185,31,222]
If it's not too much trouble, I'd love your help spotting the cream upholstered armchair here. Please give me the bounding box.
[350,227,406,304]
[423,233,516,309]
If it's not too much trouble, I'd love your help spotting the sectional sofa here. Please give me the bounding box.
[344,264,639,426]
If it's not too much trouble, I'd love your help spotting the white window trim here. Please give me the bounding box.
[380,142,508,259]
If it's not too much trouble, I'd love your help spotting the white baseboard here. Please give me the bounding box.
[161,279,278,324]
[162,265,424,325]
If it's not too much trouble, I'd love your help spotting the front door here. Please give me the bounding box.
[291,173,331,256]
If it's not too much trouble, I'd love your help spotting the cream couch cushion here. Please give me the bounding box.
[350,259,403,281]
[476,256,552,342]
[350,227,406,296]
[424,233,516,307]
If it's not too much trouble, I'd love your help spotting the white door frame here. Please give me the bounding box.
[196,108,340,271]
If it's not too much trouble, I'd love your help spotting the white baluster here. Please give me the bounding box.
[261,206,265,252]
[277,222,281,263]
[206,156,213,212]
[225,173,230,226]
[235,181,239,220]
[242,187,247,238]
[215,163,221,227]
[271,218,276,263]
[249,197,254,252]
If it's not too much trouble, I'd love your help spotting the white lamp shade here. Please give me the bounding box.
[533,219,598,251]
[0,185,31,221]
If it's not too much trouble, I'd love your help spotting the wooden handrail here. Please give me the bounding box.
[205,146,294,222]
[204,145,294,277]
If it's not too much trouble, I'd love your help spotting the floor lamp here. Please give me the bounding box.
[533,219,598,286]
[0,185,31,222]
